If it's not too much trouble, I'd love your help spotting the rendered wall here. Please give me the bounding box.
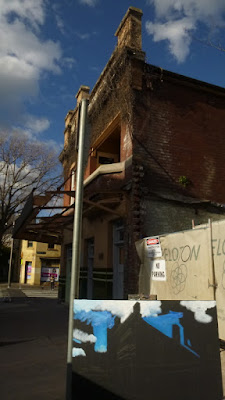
[20,241,61,285]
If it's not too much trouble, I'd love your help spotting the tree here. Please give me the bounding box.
[0,131,62,246]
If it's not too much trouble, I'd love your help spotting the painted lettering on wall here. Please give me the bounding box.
[212,239,225,257]
[162,245,200,262]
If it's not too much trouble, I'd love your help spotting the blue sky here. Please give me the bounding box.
[1,0,225,153]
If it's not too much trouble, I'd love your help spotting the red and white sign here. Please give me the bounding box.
[147,238,160,246]
[146,236,162,258]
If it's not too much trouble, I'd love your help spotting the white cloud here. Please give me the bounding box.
[74,300,136,323]
[0,0,61,129]
[76,32,91,40]
[23,115,50,134]
[11,114,51,143]
[62,57,77,69]
[74,300,162,323]
[90,66,100,72]
[73,299,216,329]
[55,14,65,35]
[0,0,45,29]
[9,121,63,155]
[0,17,62,74]
[146,0,225,62]
[180,300,216,323]
[146,18,194,63]
[72,348,86,357]
[73,329,96,343]
[79,0,98,7]
[147,0,225,22]
[139,301,162,317]
[52,3,66,35]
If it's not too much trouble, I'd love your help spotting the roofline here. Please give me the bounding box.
[145,63,225,96]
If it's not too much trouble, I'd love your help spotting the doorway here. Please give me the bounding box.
[24,261,32,283]
[113,220,124,299]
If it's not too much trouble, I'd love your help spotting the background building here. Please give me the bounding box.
[20,240,61,286]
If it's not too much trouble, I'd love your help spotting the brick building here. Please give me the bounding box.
[14,7,225,301]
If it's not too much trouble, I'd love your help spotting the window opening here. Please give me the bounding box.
[94,125,121,171]
[70,170,75,205]
[113,220,124,299]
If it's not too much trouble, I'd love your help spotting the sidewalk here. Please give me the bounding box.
[0,282,59,301]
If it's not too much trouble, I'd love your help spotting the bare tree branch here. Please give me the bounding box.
[0,132,63,245]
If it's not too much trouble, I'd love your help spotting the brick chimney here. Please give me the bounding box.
[115,7,143,51]
[75,85,90,105]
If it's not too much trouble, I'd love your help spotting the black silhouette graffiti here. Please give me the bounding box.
[170,263,187,295]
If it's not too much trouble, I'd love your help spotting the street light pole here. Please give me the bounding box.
[66,98,89,400]
[7,223,14,289]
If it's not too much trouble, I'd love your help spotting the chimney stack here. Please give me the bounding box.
[115,7,143,51]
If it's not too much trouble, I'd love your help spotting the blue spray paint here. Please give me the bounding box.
[73,304,199,358]
[74,310,115,353]
[73,339,82,344]
[143,311,199,357]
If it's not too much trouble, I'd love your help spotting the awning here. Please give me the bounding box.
[13,158,132,244]
[13,190,74,244]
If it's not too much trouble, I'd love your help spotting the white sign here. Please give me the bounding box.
[146,237,162,258]
[41,267,59,282]
[150,260,166,281]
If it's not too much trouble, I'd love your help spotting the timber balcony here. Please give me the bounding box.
[13,157,132,244]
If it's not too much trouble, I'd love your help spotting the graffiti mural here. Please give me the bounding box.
[170,262,188,294]
[72,300,222,400]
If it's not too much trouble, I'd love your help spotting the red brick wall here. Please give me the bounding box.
[63,169,71,207]
[133,75,225,204]
[124,68,225,295]
[125,162,144,296]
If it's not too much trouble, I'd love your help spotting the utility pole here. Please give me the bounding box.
[66,98,89,400]
[7,222,15,288]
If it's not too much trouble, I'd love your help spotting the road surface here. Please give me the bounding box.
[0,290,68,400]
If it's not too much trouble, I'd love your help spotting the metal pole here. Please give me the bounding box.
[7,224,14,288]
[66,98,89,400]
[208,218,217,300]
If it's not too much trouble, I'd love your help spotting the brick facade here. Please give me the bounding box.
[60,7,225,299]
[133,67,225,204]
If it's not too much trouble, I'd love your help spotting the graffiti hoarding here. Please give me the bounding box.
[72,300,222,400]
[210,219,225,340]
[136,228,214,301]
